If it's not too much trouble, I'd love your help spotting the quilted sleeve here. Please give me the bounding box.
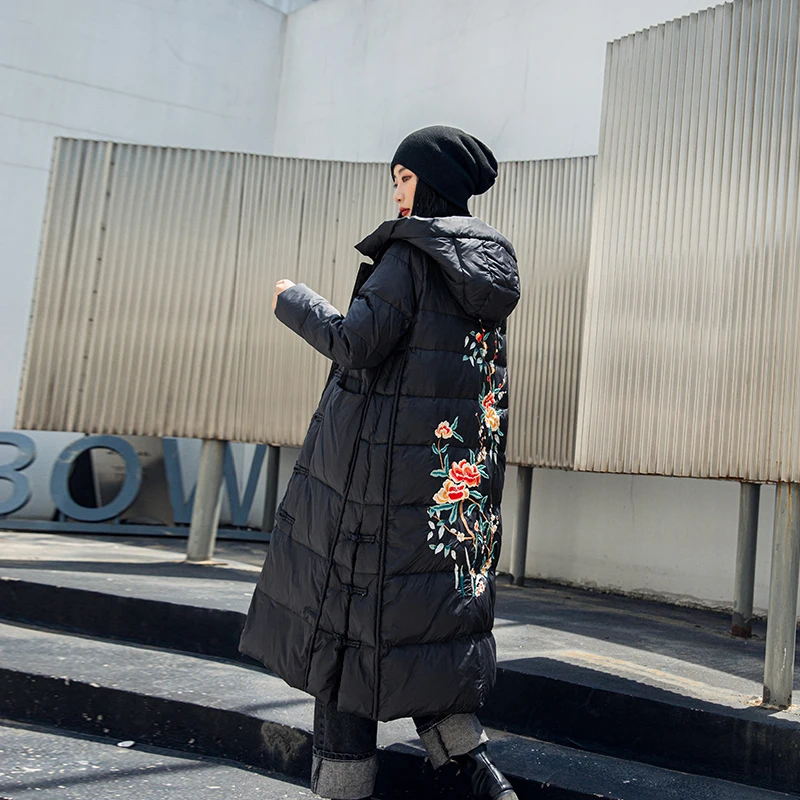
[274,245,416,370]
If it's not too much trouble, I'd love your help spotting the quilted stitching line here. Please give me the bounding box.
[302,360,386,691]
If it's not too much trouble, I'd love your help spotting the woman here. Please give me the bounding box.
[240,125,521,800]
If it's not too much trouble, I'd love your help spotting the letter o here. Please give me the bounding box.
[51,436,142,522]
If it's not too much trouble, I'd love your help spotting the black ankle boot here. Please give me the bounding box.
[452,743,518,800]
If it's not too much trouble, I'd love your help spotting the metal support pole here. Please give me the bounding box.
[185,439,226,563]
[511,466,533,587]
[762,482,800,709]
[261,444,281,534]
[732,482,761,638]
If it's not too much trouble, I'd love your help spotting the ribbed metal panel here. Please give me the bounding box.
[575,0,800,482]
[476,158,595,467]
[17,141,393,444]
[18,140,593,465]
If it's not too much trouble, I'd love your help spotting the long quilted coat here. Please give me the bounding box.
[239,215,520,721]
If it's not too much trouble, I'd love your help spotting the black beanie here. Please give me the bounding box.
[390,125,498,210]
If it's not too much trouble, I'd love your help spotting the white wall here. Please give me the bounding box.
[274,0,717,162]
[0,0,285,515]
[497,469,783,615]
[259,0,317,12]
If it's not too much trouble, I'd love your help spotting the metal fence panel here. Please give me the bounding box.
[475,158,595,467]
[17,140,593,467]
[575,0,800,482]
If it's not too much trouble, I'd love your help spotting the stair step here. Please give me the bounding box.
[1,574,799,795]
[0,720,308,799]
[0,621,794,800]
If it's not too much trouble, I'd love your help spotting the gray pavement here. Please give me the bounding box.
[0,722,310,800]
[2,530,800,798]
[0,619,423,752]
[1,530,797,713]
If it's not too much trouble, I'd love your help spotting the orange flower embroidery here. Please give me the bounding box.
[481,391,495,410]
[434,479,470,505]
[449,459,481,488]
[435,421,454,439]
[484,406,500,431]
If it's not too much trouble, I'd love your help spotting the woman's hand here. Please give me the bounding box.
[272,279,296,311]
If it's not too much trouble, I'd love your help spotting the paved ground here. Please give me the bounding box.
[0,721,310,800]
[1,530,797,712]
[2,531,799,799]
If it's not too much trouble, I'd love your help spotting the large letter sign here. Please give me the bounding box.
[0,433,36,516]
[51,435,142,522]
[0,432,269,541]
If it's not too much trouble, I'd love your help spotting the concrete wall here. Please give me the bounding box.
[0,0,285,516]
[497,468,781,616]
[259,0,317,12]
[274,0,717,162]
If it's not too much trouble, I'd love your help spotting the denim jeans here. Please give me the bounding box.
[311,697,488,799]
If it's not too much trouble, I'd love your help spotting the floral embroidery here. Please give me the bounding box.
[449,459,481,487]
[483,406,500,432]
[433,478,470,504]
[435,421,455,439]
[426,326,507,598]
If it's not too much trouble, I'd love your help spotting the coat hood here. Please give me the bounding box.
[355,216,520,324]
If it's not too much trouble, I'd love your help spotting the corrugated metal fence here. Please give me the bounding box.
[574,0,800,482]
[17,139,594,468]
[477,158,595,467]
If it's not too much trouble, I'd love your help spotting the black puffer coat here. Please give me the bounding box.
[240,215,520,721]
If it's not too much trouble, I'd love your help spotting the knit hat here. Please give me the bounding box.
[390,125,498,210]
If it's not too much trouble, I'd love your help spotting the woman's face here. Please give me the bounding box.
[393,164,417,218]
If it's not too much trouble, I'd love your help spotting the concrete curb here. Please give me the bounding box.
[1,665,792,800]
[0,668,547,800]
[1,576,798,796]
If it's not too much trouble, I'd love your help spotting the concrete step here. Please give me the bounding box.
[0,720,309,799]
[0,621,794,800]
[1,572,798,795]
